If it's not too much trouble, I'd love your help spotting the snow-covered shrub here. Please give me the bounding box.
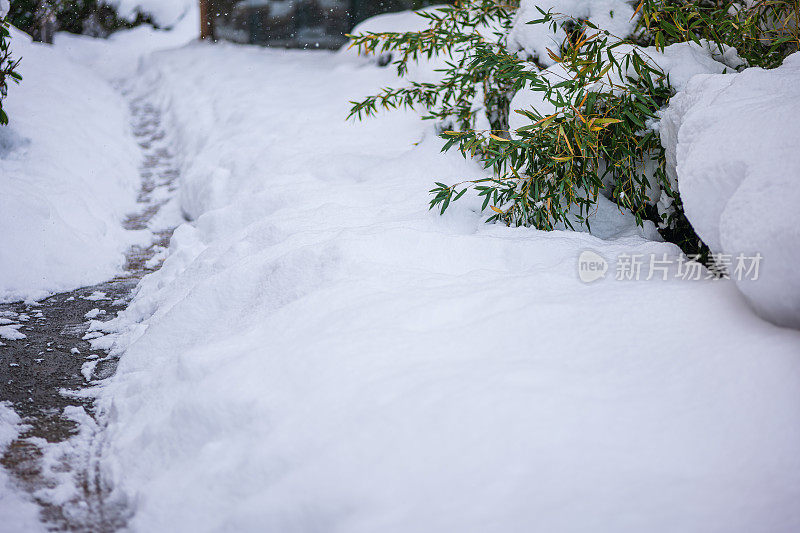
[348,0,797,255]
[106,0,194,28]
[638,0,800,69]
[6,0,157,40]
[0,5,22,125]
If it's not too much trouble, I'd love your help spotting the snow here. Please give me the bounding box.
[339,7,451,85]
[54,5,199,80]
[0,2,797,529]
[84,308,106,319]
[348,7,435,36]
[81,360,98,381]
[84,41,800,532]
[0,324,25,341]
[660,52,800,329]
[511,39,734,132]
[0,404,45,532]
[0,0,9,17]
[0,28,145,303]
[341,6,509,88]
[508,0,638,66]
[108,0,195,28]
[82,291,109,301]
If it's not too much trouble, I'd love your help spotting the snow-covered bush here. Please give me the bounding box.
[106,0,195,28]
[638,0,800,69]
[0,4,22,125]
[5,0,192,41]
[5,0,151,39]
[348,0,798,255]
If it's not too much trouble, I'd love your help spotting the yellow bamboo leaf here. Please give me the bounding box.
[632,0,644,20]
[593,118,622,126]
[535,113,558,126]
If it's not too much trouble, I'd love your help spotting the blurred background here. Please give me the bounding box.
[4,0,444,48]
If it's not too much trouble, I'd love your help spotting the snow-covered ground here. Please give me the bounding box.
[77,41,800,532]
[2,3,799,530]
[0,7,198,304]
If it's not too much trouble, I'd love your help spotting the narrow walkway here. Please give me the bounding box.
[0,88,181,532]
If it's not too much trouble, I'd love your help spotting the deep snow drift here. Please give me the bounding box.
[660,53,800,329]
[82,41,800,533]
[0,28,143,303]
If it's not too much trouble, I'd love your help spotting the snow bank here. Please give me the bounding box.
[660,53,800,329]
[0,28,144,302]
[89,42,800,532]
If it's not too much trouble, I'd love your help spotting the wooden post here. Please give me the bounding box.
[199,0,215,40]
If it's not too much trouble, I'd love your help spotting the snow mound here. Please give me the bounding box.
[0,28,144,302]
[660,52,800,329]
[108,0,194,28]
[349,7,435,36]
